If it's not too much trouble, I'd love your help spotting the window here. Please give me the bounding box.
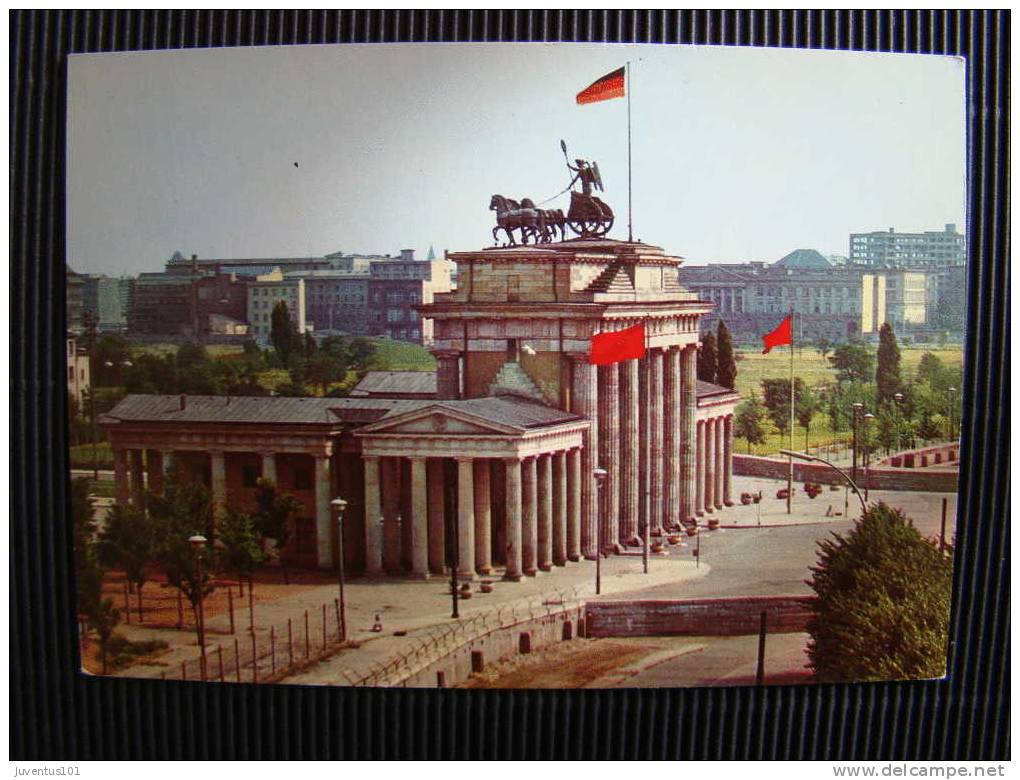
[68,366,74,381]
[242,464,259,488]
[293,467,313,491]
[294,518,316,556]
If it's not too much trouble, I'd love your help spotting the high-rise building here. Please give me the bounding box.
[849,224,965,268]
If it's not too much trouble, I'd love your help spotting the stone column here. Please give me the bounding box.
[664,346,682,529]
[704,418,716,514]
[566,447,582,562]
[456,458,475,579]
[314,454,332,568]
[410,457,430,578]
[160,449,174,476]
[503,457,523,581]
[695,420,705,517]
[570,355,598,559]
[261,452,277,484]
[715,417,725,510]
[426,459,446,574]
[724,415,735,506]
[649,348,665,532]
[597,363,621,551]
[210,450,227,521]
[619,358,641,544]
[552,451,568,565]
[146,450,164,495]
[129,449,145,507]
[381,458,402,573]
[537,454,553,571]
[521,456,538,576]
[363,456,383,575]
[113,447,130,507]
[473,460,492,575]
[433,349,461,400]
[679,345,698,525]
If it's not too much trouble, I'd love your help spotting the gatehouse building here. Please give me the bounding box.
[102,238,740,580]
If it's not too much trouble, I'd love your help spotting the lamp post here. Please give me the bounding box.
[331,497,348,643]
[98,358,132,479]
[947,387,957,440]
[593,467,607,595]
[893,392,905,451]
[188,533,208,680]
[862,412,875,502]
[851,402,864,483]
[780,450,867,517]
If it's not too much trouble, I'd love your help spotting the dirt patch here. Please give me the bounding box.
[98,569,333,633]
[459,639,665,689]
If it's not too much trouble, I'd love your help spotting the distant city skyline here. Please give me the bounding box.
[68,43,966,277]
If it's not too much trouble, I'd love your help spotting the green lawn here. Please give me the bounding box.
[69,441,113,469]
[367,338,436,371]
[731,344,964,456]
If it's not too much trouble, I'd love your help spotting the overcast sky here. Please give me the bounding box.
[68,43,965,276]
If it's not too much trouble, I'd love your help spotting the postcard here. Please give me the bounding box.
[66,43,965,688]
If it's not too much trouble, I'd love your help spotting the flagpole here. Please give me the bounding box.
[642,320,649,574]
[626,61,633,243]
[788,307,794,515]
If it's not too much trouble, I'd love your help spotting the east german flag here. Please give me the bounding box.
[576,66,626,105]
[590,323,646,365]
[761,315,793,354]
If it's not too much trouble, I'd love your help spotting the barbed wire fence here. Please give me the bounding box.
[168,594,349,684]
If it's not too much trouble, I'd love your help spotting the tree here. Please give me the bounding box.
[807,503,953,682]
[99,503,156,620]
[270,301,299,366]
[92,333,133,387]
[796,385,821,451]
[146,463,216,622]
[71,478,104,620]
[875,323,903,404]
[251,479,303,560]
[219,508,267,589]
[697,331,717,383]
[734,393,768,453]
[760,377,806,437]
[814,337,834,363]
[715,321,737,390]
[90,597,121,674]
[829,341,874,384]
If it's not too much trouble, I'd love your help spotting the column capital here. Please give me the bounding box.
[431,348,461,359]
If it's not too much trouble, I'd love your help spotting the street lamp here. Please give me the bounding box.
[862,412,875,502]
[893,393,905,451]
[780,450,867,517]
[188,533,208,680]
[93,358,132,480]
[593,467,608,595]
[331,497,348,643]
[947,387,957,440]
[851,402,864,484]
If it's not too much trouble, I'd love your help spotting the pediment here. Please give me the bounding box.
[358,405,521,437]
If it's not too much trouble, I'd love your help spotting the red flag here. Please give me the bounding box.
[590,323,645,365]
[576,66,626,105]
[762,315,793,354]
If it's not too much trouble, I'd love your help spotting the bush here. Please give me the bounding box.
[806,502,953,683]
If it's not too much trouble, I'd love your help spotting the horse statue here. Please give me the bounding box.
[490,195,567,246]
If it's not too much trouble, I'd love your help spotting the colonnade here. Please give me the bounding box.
[361,448,584,581]
[110,446,337,568]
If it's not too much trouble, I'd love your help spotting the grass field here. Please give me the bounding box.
[70,441,114,469]
[731,344,964,455]
[366,337,436,371]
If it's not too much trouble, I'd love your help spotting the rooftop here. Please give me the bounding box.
[102,393,582,432]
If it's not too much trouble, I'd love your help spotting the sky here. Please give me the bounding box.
[67,43,966,277]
